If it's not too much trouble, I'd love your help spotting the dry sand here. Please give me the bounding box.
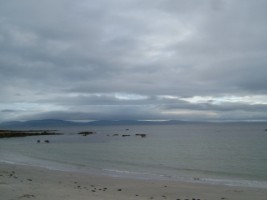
[1,163,266,200]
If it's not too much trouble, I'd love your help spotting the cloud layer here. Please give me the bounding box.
[1,0,267,122]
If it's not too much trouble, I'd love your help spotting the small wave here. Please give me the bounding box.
[102,168,267,189]
[0,159,17,165]
[103,168,140,174]
[201,177,267,189]
[102,168,170,180]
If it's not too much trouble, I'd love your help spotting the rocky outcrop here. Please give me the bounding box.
[78,131,95,136]
[0,130,60,138]
[122,134,131,137]
[135,134,146,138]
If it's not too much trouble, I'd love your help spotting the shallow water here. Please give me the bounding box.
[1,123,267,188]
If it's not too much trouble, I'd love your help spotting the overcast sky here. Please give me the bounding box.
[1,0,267,122]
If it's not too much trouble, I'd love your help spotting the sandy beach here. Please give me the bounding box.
[1,163,266,200]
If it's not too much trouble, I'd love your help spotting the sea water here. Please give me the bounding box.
[1,123,267,188]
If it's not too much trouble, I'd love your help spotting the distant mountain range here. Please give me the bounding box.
[0,119,190,129]
[1,119,265,129]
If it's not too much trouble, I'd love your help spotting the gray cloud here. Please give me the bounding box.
[1,109,17,113]
[0,0,267,122]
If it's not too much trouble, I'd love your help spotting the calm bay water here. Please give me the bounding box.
[1,123,267,188]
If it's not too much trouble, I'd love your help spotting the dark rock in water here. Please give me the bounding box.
[265,129,267,131]
[122,134,130,137]
[135,133,146,138]
[113,134,119,136]
[37,140,40,143]
[78,131,95,136]
[0,130,61,138]
[44,140,50,143]
[125,128,129,131]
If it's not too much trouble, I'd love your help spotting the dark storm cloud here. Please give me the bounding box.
[0,0,267,122]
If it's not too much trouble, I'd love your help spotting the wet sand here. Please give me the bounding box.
[1,163,266,200]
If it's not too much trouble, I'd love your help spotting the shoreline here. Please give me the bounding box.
[1,163,267,200]
[0,129,61,138]
[1,157,267,190]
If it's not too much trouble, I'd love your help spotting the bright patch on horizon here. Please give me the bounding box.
[159,95,181,100]
[115,93,148,100]
[161,109,217,118]
[181,95,267,105]
[1,102,66,112]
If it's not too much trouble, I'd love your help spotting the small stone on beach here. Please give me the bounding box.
[20,194,35,198]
